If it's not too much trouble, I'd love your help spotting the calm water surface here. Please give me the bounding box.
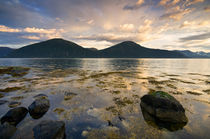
[0,58,210,139]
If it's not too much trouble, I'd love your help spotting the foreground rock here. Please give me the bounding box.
[28,98,50,119]
[1,107,28,126]
[33,120,65,139]
[0,66,30,77]
[140,91,188,131]
[0,123,17,139]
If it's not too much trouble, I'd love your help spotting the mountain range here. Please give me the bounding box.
[0,38,209,58]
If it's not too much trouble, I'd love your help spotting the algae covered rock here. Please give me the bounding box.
[140,91,188,124]
[1,107,28,126]
[33,120,65,139]
[28,97,50,119]
[0,66,30,77]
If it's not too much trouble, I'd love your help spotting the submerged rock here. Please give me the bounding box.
[8,101,21,108]
[0,66,30,77]
[33,120,65,139]
[0,123,17,139]
[0,100,8,105]
[33,94,48,100]
[28,98,50,119]
[1,107,28,126]
[0,93,4,98]
[64,92,77,100]
[140,91,188,124]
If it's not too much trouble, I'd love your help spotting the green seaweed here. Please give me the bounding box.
[0,86,24,92]
[186,91,202,96]
[151,91,175,100]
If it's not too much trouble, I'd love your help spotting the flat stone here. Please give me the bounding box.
[1,107,28,126]
[0,100,8,105]
[33,120,65,139]
[8,101,21,108]
[64,92,77,100]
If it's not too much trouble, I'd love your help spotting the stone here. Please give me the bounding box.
[8,101,21,108]
[33,120,65,139]
[33,94,48,100]
[28,98,50,119]
[140,91,188,123]
[0,100,8,105]
[0,123,17,139]
[64,92,77,100]
[1,107,28,126]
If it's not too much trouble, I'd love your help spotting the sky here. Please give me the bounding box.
[0,0,210,52]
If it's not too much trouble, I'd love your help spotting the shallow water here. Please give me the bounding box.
[0,58,210,139]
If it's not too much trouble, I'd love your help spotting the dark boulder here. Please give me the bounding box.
[33,120,65,139]
[140,91,188,124]
[1,107,28,126]
[0,123,17,139]
[28,98,50,119]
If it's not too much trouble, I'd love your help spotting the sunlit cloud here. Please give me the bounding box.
[0,25,21,32]
[0,0,210,52]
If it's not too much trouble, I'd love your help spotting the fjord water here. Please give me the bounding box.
[0,58,210,138]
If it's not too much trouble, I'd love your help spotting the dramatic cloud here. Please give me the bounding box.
[123,0,145,10]
[180,32,210,42]
[0,0,210,52]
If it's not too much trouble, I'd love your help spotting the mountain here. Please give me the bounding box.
[99,41,186,58]
[6,39,98,58]
[177,50,210,58]
[0,47,15,57]
[3,39,193,58]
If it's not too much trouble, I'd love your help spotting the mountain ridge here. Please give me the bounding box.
[1,38,209,58]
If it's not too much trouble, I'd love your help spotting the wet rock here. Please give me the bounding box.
[1,107,28,126]
[33,120,65,139]
[8,101,21,108]
[33,94,48,100]
[0,93,4,98]
[28,98,50,119]
[0,123,17,139]
[0,66,30,77]
[140,91,188,124]
[64,92,77,100]
[0,86,24,93]
[0,100,8,105]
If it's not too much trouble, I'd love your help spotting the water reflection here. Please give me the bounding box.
[141,106,187,131]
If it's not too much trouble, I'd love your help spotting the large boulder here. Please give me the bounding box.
[140,91,188,124]
[28,98,50,119]
[33,120,65,139]
[1,107,28,126]
[0,123,17,139]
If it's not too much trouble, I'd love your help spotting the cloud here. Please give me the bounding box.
[187,0,205,6]
[0,25,21,32]
[180,32,210,42]
[160,8,192,20]
[123,0,145,10]
[21,35,41,40]
[73,34,136,43]
[204,6,210,12]
[119,24,135,32]
[159,0,171,6]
